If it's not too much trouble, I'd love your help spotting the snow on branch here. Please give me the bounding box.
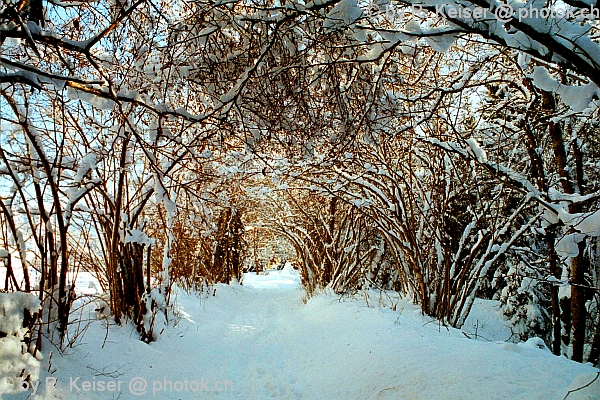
[423,136,600,241]
[389,0,600,86]
[531,66,599,112]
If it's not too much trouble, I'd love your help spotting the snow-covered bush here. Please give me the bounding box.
[494,260,551,344]
[0,292,41,395]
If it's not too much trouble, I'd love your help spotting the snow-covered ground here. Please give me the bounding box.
[2,264,599,399]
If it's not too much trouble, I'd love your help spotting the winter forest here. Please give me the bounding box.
[1,0,600,398]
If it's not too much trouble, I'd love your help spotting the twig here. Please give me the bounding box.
[563,372,600,399]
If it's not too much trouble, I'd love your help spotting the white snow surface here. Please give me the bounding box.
[6,265,599,399]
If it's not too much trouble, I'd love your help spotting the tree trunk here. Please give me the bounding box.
[108,134,131,325]
[588,309,600,367]
[521,96,562,354]
[570,240,588,362]
[543,90,587,362]
[545,227,563,355]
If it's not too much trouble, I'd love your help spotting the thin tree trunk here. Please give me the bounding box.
[588,309,600,367]
[570,240,588,362]
[543,90,587,362]
[0,198,29,291]
[546,227,563,355]
[5,97,70,342]
[108,134,131,324]
[521,93,562,354]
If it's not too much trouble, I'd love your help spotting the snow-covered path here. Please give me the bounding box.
[22,266,600,399]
